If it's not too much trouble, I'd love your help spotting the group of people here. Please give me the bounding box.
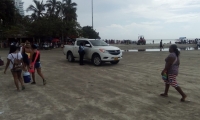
[3,41,46,91]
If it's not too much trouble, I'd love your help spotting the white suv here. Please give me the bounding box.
[63,39,123,66]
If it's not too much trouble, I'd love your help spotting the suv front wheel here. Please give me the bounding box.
[92,54,102,66]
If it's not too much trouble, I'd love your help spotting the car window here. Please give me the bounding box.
[76,40,91,46]
[76,40,82,46]
[89,40,108,46]
[84,41,90,45]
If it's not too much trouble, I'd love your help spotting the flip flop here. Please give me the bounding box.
[180,98,190,102]
[22,86,25,90]
[43,80,46,85]
[31,82,36,84]
[160,94,168,97]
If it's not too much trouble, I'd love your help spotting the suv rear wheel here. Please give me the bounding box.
[67,53,75,62]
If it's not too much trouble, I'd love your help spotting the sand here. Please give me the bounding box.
[0,48,200,120]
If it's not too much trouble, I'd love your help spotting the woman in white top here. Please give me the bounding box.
[4,45,25,91]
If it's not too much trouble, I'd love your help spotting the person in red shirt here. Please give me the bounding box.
[30,44,46,85]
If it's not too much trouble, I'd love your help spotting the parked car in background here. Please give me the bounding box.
[63,38,123,66]
[175,37,187,44]
[137,35,146,45]
[197,39,200,47]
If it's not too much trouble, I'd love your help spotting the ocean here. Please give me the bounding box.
[145,39,175,44]
[103,38,197,44]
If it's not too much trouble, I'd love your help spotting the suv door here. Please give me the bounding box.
[83,40,92,59]
[73,40,81,57]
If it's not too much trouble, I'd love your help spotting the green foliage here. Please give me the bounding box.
[26,0,46,20]
[0,0,16,26]
[82,26,100,39]
[0,0,24,39]
[24,0,82,39]
[0,0,101,40]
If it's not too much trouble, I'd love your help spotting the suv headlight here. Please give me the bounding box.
[99,49,108,53]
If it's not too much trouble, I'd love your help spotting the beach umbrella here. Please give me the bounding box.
[52,39,60,42]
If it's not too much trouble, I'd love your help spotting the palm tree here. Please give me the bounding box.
[26,0,45,20]
[46,0,61,17]
[62,0,77,21]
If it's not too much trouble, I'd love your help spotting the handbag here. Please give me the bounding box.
[29,51,39,73]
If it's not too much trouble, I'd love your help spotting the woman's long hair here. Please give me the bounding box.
[9,45,17,54]
[170,44,180,57]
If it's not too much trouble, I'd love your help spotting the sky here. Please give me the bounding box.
[23,0,200,40]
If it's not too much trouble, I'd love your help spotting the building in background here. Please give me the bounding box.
[13,0,24,16]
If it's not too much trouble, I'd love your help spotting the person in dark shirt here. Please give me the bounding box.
[160,40,163,49]
[31,44,46,85]
[78,42,85,65]
[160,40,163,51]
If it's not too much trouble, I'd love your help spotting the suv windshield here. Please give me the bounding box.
[89,40,108,46]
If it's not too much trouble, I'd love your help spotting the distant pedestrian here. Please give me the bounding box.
[160,40,163,51]
[160,44,187,102]
[78,42,85,65]
[4,45,25,91]
[30,44,46,85]
[153,40,154,44]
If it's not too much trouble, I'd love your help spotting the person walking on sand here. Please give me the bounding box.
[4,45,25,91]
[78,42,85,65]
[30,44,46,85]
[21,44,30,71]
[160,40,163,49]
[160,44,187,102]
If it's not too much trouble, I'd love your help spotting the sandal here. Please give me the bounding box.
[22,86,25,90]
[31,82,36,84]
[180,98,185,102]
[160,93,168,97]
[180,98,190,102]
[43,80,46,85]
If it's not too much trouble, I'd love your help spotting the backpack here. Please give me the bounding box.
[10,53,23,71]
[78,46,83,53]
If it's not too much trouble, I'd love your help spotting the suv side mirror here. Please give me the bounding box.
[85,44,91,47]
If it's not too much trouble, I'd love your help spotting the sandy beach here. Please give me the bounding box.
[0,47,200,120]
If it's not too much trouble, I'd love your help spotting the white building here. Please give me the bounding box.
[13,0,24,16]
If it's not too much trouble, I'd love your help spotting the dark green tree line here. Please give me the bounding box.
[0,0,100,40]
